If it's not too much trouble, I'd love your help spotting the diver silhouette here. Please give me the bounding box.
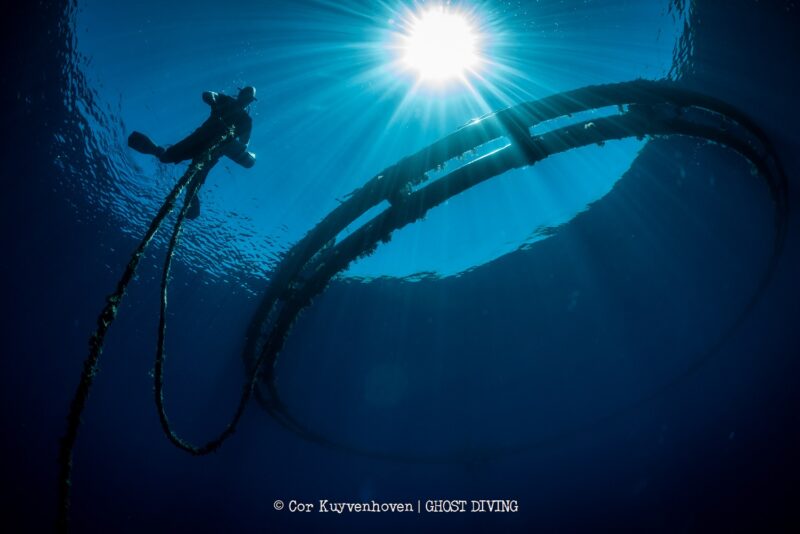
[127,86,257,218]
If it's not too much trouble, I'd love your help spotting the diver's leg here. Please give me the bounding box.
[159,139,195,164]
[128,131,165,158]
[158,129,212,164]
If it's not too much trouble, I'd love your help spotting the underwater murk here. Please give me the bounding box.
[1,0,799,532]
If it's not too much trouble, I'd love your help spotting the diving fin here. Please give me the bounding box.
[128,131,165,158]
[186,194,200,220]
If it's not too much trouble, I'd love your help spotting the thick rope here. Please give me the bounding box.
[57,130,233,532]
[152,151,253,455]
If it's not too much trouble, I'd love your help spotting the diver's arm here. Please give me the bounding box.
[202,91,219,107]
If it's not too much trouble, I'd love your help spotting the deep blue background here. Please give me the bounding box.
[2,1,799,532]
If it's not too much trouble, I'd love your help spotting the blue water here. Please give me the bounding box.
[2,0,799,532]
[68,0,688,282]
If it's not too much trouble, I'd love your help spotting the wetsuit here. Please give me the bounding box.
[160,91,254,166]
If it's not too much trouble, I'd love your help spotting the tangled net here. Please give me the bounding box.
[58,80,789,530]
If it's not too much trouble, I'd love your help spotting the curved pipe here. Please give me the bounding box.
[241,80,788,375]
[247,87,789,462]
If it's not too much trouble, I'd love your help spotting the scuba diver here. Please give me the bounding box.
[127,86,258,218]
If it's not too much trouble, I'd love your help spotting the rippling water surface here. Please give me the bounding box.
[58,0,691,285]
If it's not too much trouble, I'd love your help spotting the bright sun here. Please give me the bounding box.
[402,7,479,83]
